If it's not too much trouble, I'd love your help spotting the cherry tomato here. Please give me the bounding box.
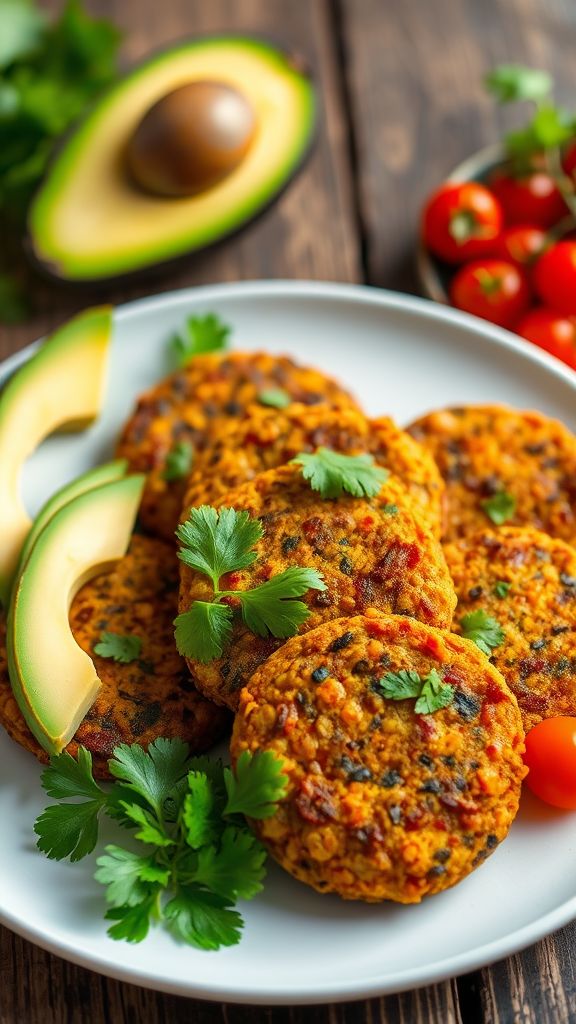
[533,240,576,315]
[495,224,547,271]
[422,182,503,264]
[449,259,531,328]
[524,717,576,809]
[562,141,576,181]
[516,307,576,370]
[490,171,567,229]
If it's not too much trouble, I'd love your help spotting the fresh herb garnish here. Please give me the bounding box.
[381,503,398,515]
[460,610,505,656]
[34,740,288,949]
[375,668,455,715]
[174,506,326,663]
[171,313,231,367]
[291,448,389,500]
[481,490,516,525]
[485,66,553,104]
[494,580,511,599]
[94,632,142,664]
[162,440,193,482]
[258,388,291,409]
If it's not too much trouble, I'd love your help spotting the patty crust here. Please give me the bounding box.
[408,405,576,544]
[0,535,230,777]
[179,464,457,710]
[116,352,360,542]
[181,404,444,538]
[445,526,576,731]
[231,612,525,903]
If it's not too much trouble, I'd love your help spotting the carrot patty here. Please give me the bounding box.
[116,352,359,542]
[408,405,576,544]
[445,526,576,731]
[178,464,457,710]
[231,612,525,903]
[0,535,230,778]
[181,403,444,538]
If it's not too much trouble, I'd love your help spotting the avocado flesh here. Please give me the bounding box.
[29,37,316,282]
[7,474,145,755]
[0,306,112,606]
[18,458,128,572]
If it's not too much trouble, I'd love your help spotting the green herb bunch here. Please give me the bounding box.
[34,739,288,949]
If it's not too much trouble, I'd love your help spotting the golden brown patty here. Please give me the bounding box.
[445,526,576,731]
[231,612,525,903]
[0,535,230,778]
[408,405,576,544]
[181,404,444,538]
[116,352,360,542]
[179,465,457,710]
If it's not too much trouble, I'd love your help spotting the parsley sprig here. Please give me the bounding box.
[460,609,505,656]
[171,313,231,367]
[375,668,455,715]
[291,448,389,500]
[34,740,288,950]
[174,506,326,663]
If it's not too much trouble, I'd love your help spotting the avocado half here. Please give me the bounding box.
[27,36,317,284]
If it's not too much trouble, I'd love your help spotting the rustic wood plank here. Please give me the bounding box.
[0,0,360,359]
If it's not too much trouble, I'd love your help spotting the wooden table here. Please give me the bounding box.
[1,1,576,1021]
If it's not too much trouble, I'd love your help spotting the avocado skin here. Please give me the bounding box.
[27,34,318,287]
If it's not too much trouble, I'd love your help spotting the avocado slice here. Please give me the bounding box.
[0,306,112,606]
[18,459,128,572]
[7,474,145,755]
[28,36,316,283]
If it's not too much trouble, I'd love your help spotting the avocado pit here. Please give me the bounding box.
[127,80,257,198]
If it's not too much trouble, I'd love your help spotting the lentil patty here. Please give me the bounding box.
[408,405,576,544]
[231,612,525,903]
[116,352,359,542]
[181,404,444,538]
[179,464,457,710]
[445,526,576,731]
[0,535,230,778]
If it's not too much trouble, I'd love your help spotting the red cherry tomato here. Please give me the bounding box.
[490,171,567,229]
[449,259,531,328]
[562,141,576,181]
[533,240,576,315]
[495,224,547,271]
[524,717,576,809]
[422,182,503,264]
[516,307,576,370]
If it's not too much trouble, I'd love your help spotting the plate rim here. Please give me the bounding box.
[2,278,576,1005]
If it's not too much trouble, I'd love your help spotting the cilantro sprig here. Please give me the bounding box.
[171,313,231,367]
[34,740,288,950]
[162,440,193,482]
[291,448,389,500]
[481,490,516,526]
[174,506,326,663]
[375,668,455,715]
[460,609,505,656]
[94,632,142,664]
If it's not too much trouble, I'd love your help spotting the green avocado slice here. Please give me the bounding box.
[7,474,145,755]
[28,36,316,283]
[0,306,112,607]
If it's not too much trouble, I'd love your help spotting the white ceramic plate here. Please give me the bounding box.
[2,281,576,1005]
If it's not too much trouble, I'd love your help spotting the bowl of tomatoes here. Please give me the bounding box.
[417,66,576,371]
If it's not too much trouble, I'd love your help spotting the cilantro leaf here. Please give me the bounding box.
[414,668,455,715]
[377,669,422,700]
[485,65,552,104]
[258,388,291,409]
[95,846,169,907]
[292,448,389,499]
[235,567,326,639]
[224,750,288,819]
[108,738,192,819]
[176,506,262,589]
[39,747,104,800]
[481,491,516,525]
[494,580,511,599]
[171,313,231,367]
[164,888,243,950]
[105,897,157,944]
[34,801,103,862]
[162,441,193,482]
[381,503,398,515]
[193,826,267,900]
[460,609,505,656]
[183,771,218,849]
[94,631,142,664]
[119,802,174,847]
[174,601,233,663]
